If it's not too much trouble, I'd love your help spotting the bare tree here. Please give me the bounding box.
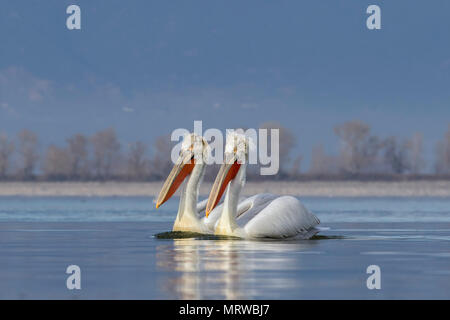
[0,133,15,179]
[435,125,450,174]
[334,121,380,174]
[382,137,409,174]
[289,154,303,178]
[309,144,338,174]
[126,141,149,180]
[66,134,89,179]
[42,145,71,179]
[91,128,121,179]
[17,129,39,180]
[150,135,173,180]
[405,132,425,174]
[259,122,296,174]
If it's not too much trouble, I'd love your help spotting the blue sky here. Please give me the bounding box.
[1,1,449,169]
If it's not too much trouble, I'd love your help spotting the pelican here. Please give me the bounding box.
[155,133,246,234]
[205,132,321,239]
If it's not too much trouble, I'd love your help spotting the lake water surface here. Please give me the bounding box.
[0,196,449,299]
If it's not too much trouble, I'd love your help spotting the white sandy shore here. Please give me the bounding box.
[0,181,449,197]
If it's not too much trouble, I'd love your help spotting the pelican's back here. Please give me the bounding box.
[242,195,320,239]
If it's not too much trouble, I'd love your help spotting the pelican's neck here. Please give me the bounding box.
[173,163,205,231]
[216,164,246,235]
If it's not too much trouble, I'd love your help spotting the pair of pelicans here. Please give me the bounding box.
[156,132,321,240]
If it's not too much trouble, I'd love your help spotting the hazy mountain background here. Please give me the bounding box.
[1,1,450,171]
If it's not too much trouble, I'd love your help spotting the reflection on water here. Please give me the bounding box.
[2,196,450,299]
[156,239,318,299]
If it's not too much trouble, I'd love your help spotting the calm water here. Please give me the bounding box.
[0,196,449,299]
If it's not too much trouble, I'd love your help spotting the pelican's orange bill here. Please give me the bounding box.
[156,156,195,208]
[205,160,240,216]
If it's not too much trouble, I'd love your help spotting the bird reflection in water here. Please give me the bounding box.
[156,238,318,299]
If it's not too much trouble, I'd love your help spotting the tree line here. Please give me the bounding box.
[0,121,450,181]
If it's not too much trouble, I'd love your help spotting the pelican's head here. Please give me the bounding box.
[156,133,210,209]
[205,132,252,216]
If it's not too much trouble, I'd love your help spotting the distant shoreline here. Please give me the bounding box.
[0,181,449,197]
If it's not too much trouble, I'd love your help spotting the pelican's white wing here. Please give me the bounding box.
[201,196,249,231]
[236,194,320,239]
[196,198,210,214]
[235,194,278,224]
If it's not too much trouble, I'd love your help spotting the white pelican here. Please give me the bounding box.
[155,133,246,234]
[205,132,321,239]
